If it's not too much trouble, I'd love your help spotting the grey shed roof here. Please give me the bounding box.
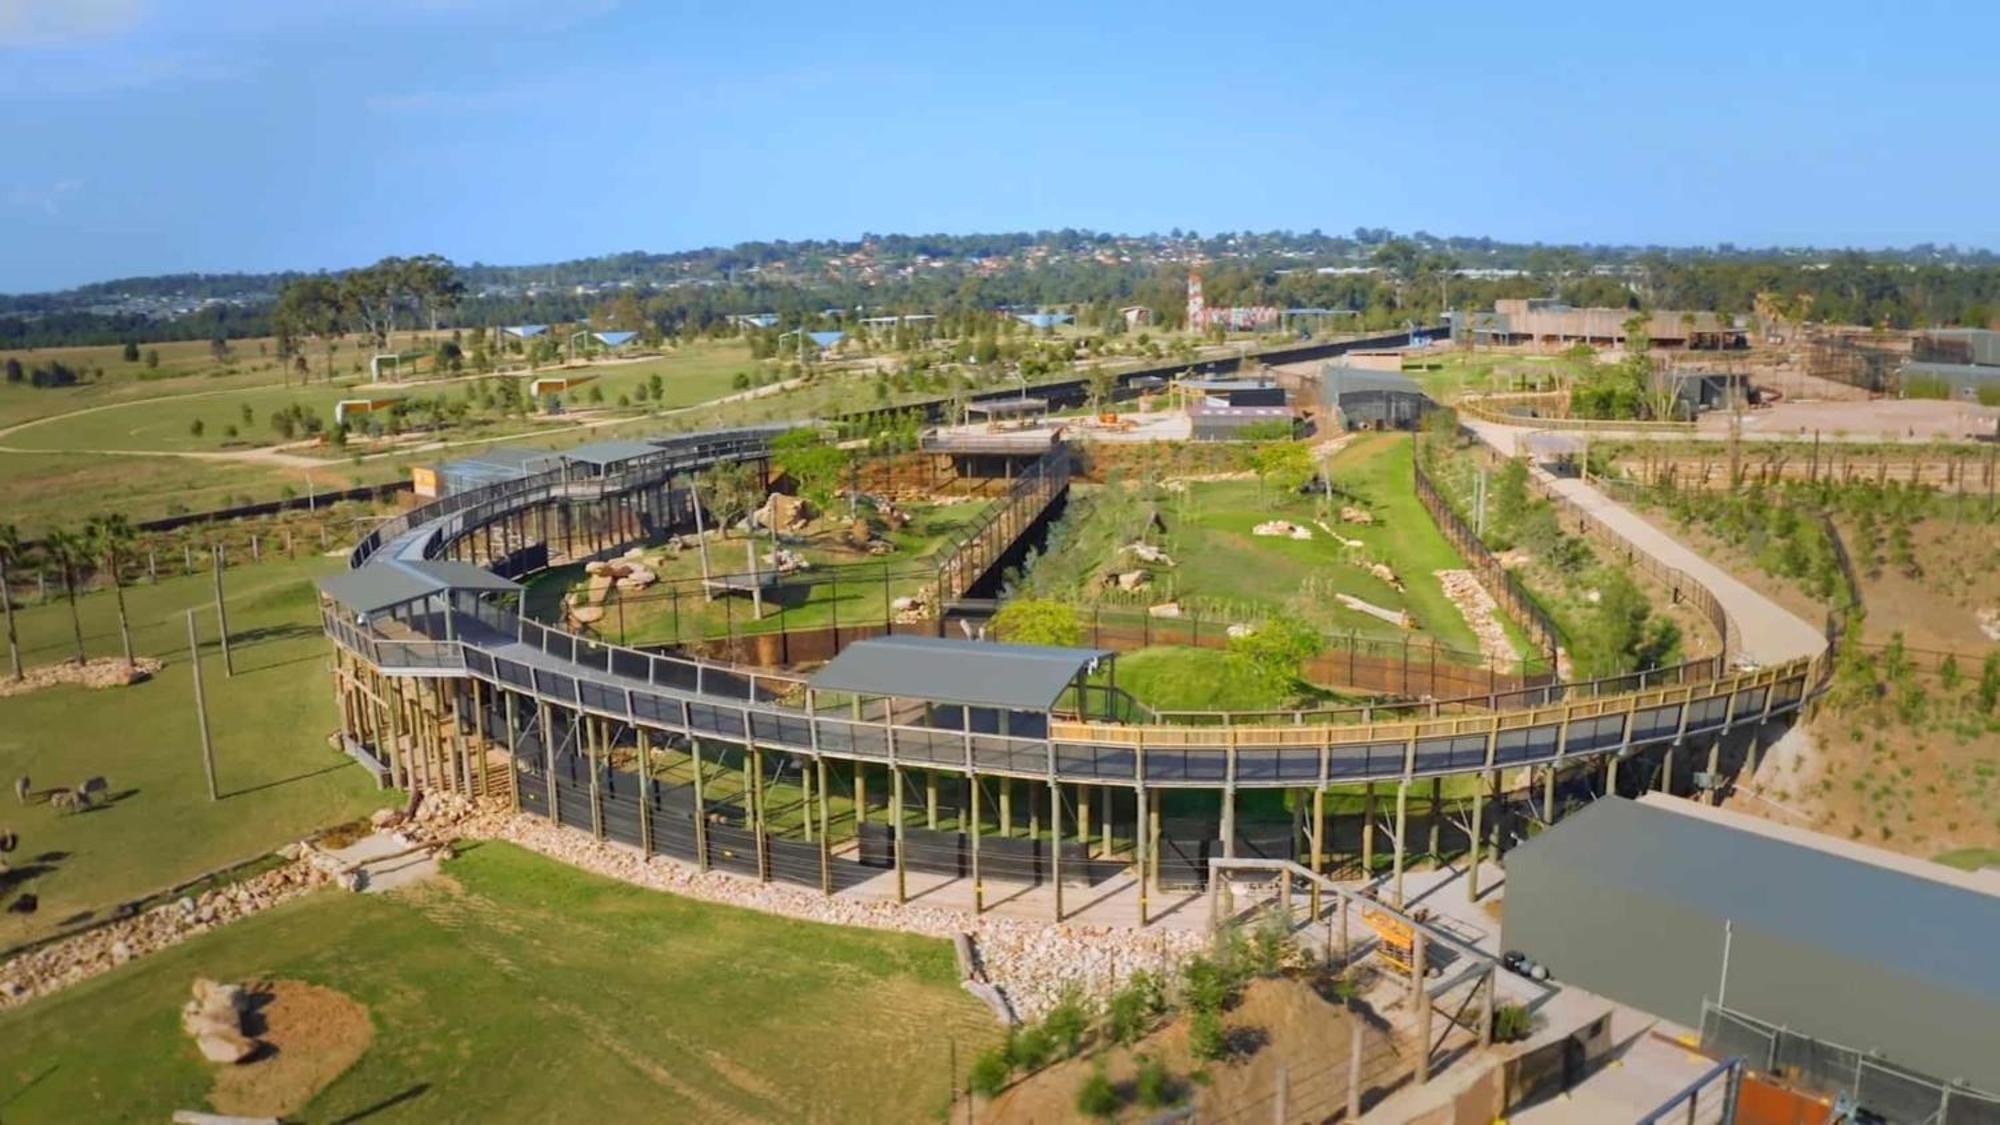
[808,635,1113,710]
[561,439,665,468]
[1321,365,1424,397]
[318,560,523,615]
[1512,796,2000,1090]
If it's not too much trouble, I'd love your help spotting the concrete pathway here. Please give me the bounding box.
[1463,417,1827,667]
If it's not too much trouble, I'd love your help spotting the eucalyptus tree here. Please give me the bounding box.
[86,514,137,669]
[41,529,88,666]
[0,524,20,680]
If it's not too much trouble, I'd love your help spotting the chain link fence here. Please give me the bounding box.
[1701,1002,2000,1124]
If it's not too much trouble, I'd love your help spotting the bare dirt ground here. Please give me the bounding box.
[979,977,1410,1124]
[208,979,373,1117]
[1705,398,2000,442]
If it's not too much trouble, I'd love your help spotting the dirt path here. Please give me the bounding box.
[1463,417,1826,666]
[0,376,805,467]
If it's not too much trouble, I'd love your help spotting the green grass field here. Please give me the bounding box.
[0,556,391,946]
[1136,434,1528,658]
[521,500,987,645]
[1933,846,2000,872]
[0,841,992,1122]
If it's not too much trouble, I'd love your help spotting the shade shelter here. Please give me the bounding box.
[965,396,1049,430]
[808,635,1117,737]
[560,439,665,475]
[318,559,523,640]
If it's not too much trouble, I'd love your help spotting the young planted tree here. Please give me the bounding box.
[41,529,88,666]
[86,514,137,669]
[0,523,20,680]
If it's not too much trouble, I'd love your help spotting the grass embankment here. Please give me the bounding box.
[521,500,987,645]
[0,841,992,1122]
[0,556,389,946]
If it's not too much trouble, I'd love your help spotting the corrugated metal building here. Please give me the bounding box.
[1899,360,2000,399]
[1320,365,1431,429]
[1502,796,2000,1098]
[1915,328,2000,369]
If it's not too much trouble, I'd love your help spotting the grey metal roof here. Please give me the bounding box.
[966,397,1048,416]
[561,439,665,468]
[318,560,522,615]
[808,635,1113,710]
[1510,796,2000,1090]
[1902,361,2000,384]
[1321,365,1424,398]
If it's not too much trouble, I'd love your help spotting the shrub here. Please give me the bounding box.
[1179,956,1232,1014]
[1493,1002,1533,1042]
[1042,986,1094,1058]
[967,1045,1012,1098]
[1074,1065,1119,1119]
[990,598,1083,647]
[1134,1054,1174,1109]
[1188,1008,1229,1063]
[1104,971,1167,1046]
[1008,1024,1055,1072]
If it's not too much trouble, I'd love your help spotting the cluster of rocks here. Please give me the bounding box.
[0,857,329,1010]
[753,492,814,533]
[182,978,260,1064]
[472,812,1203,1022]
[1252,520,1313,540]
[1123,542,1174,566]
[0,656,164,700]
[1338,505,1375,525]
[1436,569,1515,664]
[761,547,811,575]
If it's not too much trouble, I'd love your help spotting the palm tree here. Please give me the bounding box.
[86,514,136,669]
[42,529,87,666]
[0,524,20,681]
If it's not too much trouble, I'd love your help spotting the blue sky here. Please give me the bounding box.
[1,0,1995,291]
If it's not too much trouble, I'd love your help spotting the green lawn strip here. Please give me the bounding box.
[0,841,992,1123]
[0,556,390,946]
[1932,847,2000,872]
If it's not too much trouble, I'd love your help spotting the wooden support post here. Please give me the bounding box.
[926,769,939,830]
[1392,779,1409,906]
[891,765,906,904]
[1136,784,1150,927]
[588,716,605,841]
[971,773,984,913]
[636,729,653,857]
[999,779,1012,837]
[1467,778,1485,902]
[210,545,233,677]
[751,746,768,882]
[388,678,408,791]
[1543,762,1557,822]
[852,760,865,827]
[801,757,814,844]
[1706,739,1722,806]
[1050,779,1064,922]
[1347,1014,1364,1120]
[504,692,521,813]
[187,611,218,801]
[1659,741,1675,795]
[1220,781,1236,858]
[1427,776,1442,861]
[1479,966,1496,1049]
[691,741,709,871]
[448,686,471,797]
[1605,751,1620,798]
[817,756,831,894]
[1361,782,1377,875]
[1414,931,1432,1084]
[1077,783,1091,846]
[538,700,556,826]
[1309,787,1325,919]
[1101,785,1112,856]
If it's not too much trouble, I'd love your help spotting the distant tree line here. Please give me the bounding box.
[9,230,2000,350]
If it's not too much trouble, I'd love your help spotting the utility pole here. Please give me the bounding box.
[188,611,218,801]
[211,544,234,676]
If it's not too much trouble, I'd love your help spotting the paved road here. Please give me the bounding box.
[1464,418,1827,667]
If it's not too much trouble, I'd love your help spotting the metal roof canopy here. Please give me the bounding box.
[808,635,1114,711]
[561,439,666,468]
[1322,365,1425,397]
[1507,796,2000,1092]
[318,560,523,616]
